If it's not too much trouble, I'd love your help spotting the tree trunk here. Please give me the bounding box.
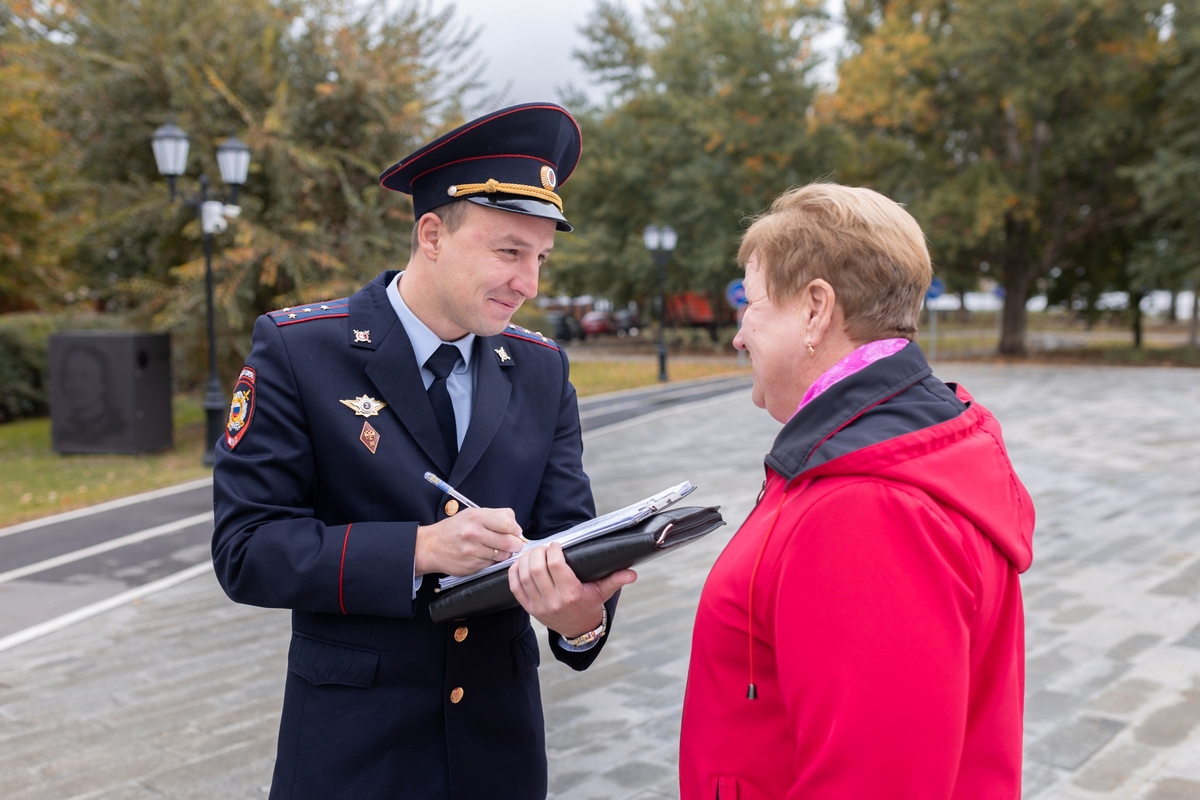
[1130,290,1144,349]
[998,216,1034,355]
[1167,289,1178,324]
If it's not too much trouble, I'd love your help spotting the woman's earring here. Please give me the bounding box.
[806,343,815,357]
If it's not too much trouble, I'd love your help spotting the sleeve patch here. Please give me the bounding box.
[226,366,256,450]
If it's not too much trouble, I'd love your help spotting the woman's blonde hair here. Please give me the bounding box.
[738,183,932,341]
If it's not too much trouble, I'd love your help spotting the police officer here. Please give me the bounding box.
[212,103,634,800]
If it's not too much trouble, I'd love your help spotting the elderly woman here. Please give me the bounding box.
[679,183,1034,799]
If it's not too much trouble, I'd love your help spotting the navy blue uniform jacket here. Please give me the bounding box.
[212,271,614,799]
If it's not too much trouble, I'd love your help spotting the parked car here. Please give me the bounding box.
[581,310,616,337]
[613,308,641,336]
[543,311,583,342]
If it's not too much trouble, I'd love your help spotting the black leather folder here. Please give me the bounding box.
[428,505,725,623]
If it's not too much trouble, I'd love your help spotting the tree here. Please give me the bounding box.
[12,0,482,384]
[0,7,71,312]
[554,0,833,309]
[835,0,1169,353]
[1129,3,1200,347]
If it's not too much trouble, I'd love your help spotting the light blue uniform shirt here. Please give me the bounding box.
[387,272,474,447]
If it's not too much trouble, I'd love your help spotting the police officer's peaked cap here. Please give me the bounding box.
[379,103,582,232]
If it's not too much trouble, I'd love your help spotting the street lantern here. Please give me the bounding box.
[152,124,251,466]
[643,224,677,382]
[151,123,190,198]
[216,136,251,201]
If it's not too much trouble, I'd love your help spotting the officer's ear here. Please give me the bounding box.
[414,212,445,262]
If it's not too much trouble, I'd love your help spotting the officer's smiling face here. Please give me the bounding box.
[431,203,556,339]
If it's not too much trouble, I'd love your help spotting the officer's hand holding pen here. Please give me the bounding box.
[415,474,524,577]
[414,507,525,577]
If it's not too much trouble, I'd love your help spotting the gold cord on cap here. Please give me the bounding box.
[448,179,563,211]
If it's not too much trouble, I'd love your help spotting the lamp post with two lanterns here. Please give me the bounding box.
[642,225,677,383]
[151,123,251,466]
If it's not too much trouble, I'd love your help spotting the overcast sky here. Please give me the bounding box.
[435,0,844,107]
[433,0,632,106]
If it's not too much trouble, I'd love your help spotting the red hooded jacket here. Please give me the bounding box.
[680,344,1034,799]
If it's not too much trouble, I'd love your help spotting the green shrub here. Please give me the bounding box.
[0,312,130,424]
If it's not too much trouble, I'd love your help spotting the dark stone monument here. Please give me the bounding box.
[49,332,173,454]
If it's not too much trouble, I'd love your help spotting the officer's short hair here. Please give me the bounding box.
[738,182,931,342]
[410,200,471,257]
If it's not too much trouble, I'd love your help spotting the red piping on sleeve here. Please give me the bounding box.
[339,524,352,615]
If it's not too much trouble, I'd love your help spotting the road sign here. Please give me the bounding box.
[926,276,945,301]
[725,279,747,310]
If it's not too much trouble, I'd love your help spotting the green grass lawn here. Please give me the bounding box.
[0,359,747,527]
[0,395,211,527]
[570,358,747,397]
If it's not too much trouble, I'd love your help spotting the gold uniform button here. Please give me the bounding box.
[454,626,468,643]
[450,687,464,704]
[444,499,459,516]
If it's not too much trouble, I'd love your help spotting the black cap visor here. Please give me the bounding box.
[465,195,573,232]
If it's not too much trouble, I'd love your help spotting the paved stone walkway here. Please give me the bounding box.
[1,364,1199,799]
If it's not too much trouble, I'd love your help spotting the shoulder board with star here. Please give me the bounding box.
[502,323,560,351]
[267,298,349,326]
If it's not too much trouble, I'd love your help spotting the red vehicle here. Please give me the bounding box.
[581,310,616,337]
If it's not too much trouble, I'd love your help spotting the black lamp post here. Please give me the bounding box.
[643,225,677,382]
[152,124,251,466]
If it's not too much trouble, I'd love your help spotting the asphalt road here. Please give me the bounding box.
[0,374,750,652]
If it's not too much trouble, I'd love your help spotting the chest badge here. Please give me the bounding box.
[494,346,510,363]
[340,395,388,417]
[359,421,380,454]
[352,329,371,344]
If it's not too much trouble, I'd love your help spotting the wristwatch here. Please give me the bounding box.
[563,607,607,648]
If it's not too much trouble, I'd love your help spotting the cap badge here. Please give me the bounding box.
[494,346,511,363]
[540,166,557,190]
[353,329,371,343]
[340,395,388,417]
[359,421,380,454]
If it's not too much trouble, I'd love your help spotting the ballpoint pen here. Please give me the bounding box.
[423,472,529,542]
[423,472,480,509]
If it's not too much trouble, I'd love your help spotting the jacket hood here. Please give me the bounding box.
[768,344,1034,572]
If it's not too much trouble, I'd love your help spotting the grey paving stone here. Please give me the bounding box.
[1175,622,1200,650]
[1087,679,1164,715]
[1026,690,1085,723]
[1022,760,1067,800]
[1071,743,1157,792]
[1026,716,1127,770]
[1144,777,1200,800]
[1135,690,1200,747]
[1150,559,1200,596]
[1110,634,1166,661]
[603,759,672,789]
[1027,649,1076,693]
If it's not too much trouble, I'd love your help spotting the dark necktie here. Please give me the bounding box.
[425,344,461,462]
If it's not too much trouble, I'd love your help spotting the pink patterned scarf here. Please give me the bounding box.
[794,338,910,417]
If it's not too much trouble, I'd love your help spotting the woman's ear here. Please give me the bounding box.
[800,279,838,344]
